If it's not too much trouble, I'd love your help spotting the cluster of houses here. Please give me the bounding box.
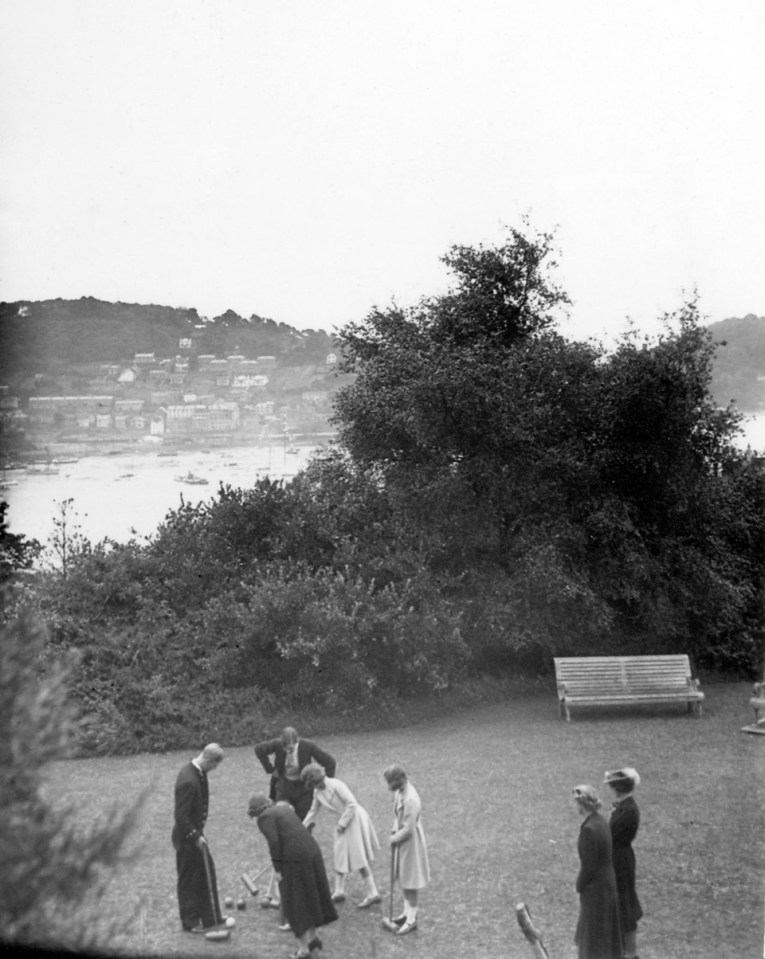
[0,342,344,445]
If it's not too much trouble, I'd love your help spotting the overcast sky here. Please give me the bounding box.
[1,0,763,344]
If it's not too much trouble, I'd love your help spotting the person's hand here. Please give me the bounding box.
[336,824,345,835]
[196,835,207,850]
[274,872,282,883]
[389,836,398,847]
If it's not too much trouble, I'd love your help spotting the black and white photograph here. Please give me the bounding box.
[1,2,764,957]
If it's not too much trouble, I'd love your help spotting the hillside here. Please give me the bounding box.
[708,313,765,410]
[0,297,334,380]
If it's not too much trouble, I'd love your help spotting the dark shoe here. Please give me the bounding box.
[391,914,406,926]
[307,937,323,952]
[183,924,206,934]
[331,892,346,903]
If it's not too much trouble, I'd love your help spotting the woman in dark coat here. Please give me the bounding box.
[248,793,337,959]
[573,784,623,959]
[605,767,643,959]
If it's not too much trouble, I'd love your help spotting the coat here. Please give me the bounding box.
[575,811,623,959]
[391,781,430,890]
[256,802,337,938]
[303,776,380,874]
[171,761,209,849]
[609,795,643,933]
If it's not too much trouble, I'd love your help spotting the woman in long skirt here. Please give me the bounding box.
[572,784,623,959]
[301,762,381,908]
[604,768,643,959]
[248,793,337,959]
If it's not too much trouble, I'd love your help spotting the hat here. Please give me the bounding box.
[248,793,271,818]
[604,767,640,787]
[572,784,602,812]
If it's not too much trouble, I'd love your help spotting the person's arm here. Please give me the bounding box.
[610,804,638,848]
[334,779,357,832]
[254,738,280,775]
[302,789,320,829]
[308,741,336,778]
[575,823,599,893]
[390,791,417,845]
[257,812,283,868]
[175,778,202,844]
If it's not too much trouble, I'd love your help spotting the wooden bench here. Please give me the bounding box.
[749,682,765,725]
[553,654,704,721]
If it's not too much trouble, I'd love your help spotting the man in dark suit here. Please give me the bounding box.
[254,726,336,821]
[171,742,225,932]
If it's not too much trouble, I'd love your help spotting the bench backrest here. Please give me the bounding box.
[554,655,693,692]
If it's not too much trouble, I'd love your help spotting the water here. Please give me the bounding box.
[2,443,318,545]
[3,411,765,547]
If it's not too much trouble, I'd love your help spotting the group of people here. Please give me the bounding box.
[172,733,641,959]
[573,767,643,959]
[172,727,430,959]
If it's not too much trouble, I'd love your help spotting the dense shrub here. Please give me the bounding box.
[0,603,142,951]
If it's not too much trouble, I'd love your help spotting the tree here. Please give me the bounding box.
[332,228,761,672]
[0,604,142,951]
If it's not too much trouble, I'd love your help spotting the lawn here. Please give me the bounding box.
[43,681,763,959]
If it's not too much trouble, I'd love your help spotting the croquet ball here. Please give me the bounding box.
[225,916,236,928]
[224,896,234,909]
[236,898,246,911]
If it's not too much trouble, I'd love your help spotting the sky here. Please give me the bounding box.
[1,0,764,345]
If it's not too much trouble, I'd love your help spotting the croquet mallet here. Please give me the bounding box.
[201,841,231,942]
[240,861,272,896]
[381,844,399,932]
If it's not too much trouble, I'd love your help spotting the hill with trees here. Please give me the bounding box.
[708,313,765,410]
[0,296,334,379]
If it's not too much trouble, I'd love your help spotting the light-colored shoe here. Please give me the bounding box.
[356,894,382,909]
[396,919,417,935]
[278,922,292,932]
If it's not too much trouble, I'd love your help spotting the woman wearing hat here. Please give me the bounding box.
[572,784,623,959]
[604,768,643,959]
[301,762,381,908]
[248,793,337,959]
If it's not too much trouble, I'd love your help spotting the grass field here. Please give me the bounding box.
[43,681,764,959]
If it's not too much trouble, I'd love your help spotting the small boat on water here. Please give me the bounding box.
[174,471,209,485]
[26,465,60,475]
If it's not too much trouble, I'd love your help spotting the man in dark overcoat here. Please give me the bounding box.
[171,742,225,932]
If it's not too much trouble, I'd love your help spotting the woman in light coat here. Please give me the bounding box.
[301,763,381,908]
[383,764,430,936]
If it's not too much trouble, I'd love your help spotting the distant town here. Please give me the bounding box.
[0,307,353,462]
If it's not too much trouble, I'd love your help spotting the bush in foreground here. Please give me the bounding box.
[0,603,142,953]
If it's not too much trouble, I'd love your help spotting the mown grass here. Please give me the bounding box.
[42,680,763,959]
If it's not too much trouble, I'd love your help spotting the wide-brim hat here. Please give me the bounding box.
[604,767,640,787]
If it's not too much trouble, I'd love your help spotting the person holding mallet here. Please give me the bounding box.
[171,742,228,934]
[382,764,430,935]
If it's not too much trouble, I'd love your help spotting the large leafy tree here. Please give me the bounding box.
[332,228,762,671]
